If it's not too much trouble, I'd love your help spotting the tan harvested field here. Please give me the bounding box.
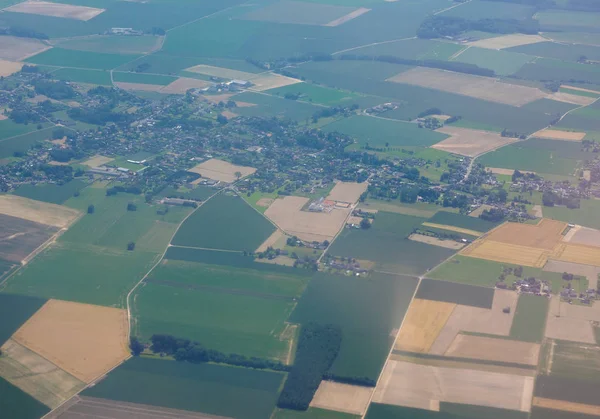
[221,110,238,119]
[561,85,600,95]
[114,82,164,92]
[326,181,368,204]
[201,93,234,103]
[545,297,597,343]
[531,205,543,218]
[358,201,435,217]
[47,396,222,419]
[256,198,274,208]
[432,126,518,157]
[533,128,586,141]
[310,381,373,415]
[255,254,296,267]
[554,243,600,267]
[565,226,600,247]
[429,289,518,355]
[408,234,464,249]
[185,64,257,80]
[5,1,105,20]
[533,397,600,415]
[462,240,548,267]
[445,335,540,366]
[0,60,24,77]
[467,34,547,49]
[13,300,129,383]
[488,168,535,176]
[0,195,80,228]
[255,230,284,253]
[0,339,84,408]
[324,7,370,27]
[159,77,210,95]
[372,360,534,412]
[265,196,350,242]
[485,219,567,250]
[422,222,482,237]
[248,73,302,91]
[82,155,113,167]
[395,299,456,353]
[0,36,50,61]
[388,67,547,106]
[548,91,596,106]
[544,259,600,288]
[188,158,255,183]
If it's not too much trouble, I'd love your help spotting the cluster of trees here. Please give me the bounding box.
[417,16,539,39]
[277,323,342,411]
[67,106,130,126]
[106,185,142,196]
[148,334,289,371]
[480,207,505,222]
[339,54,494,77]
[33,80,75,100]
[542,190,580,208]
[501,129,526,139]
[8,107,41,125]
[311,104,359,124]
[126,202,137,211]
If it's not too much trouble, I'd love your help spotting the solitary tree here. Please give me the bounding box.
[87,204,95,214]
[360,218,371,229]
[130,337,144,356]
[127,202,137,211]
[127,241,136,251]
[234,171,242,181]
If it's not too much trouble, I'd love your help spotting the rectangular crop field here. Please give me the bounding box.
[290,272,418,381]
[323,115,448,148]
[171,193,275,251]
[366,402,528,419]
[5,1,104,20]
[274,407,360,419]
[387,67,547,107]
[451,47,534,76]
[509,294,549,343]
[188,158,256,183]
[445,334,540,366]
[468,34,546,50]
[0,194,80,229]
[26,48,139,71]
[544,199,600,230]
[0,213,57,263]
[416,278,494,309]
[486,219,566,249]
[240,0,362,26]
[535,375,600,407]
[266,83,361,106]
[427,211,499,233]
[432,126,517,157]
[13,179,87,205]
[83,357,284,419]
[50,68,112,85]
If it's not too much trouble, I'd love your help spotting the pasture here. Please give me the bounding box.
[56,35,162,55]
[451,47,534,76]
[328,211,455,275]
[441,0,534,20]
[232,92,322,121]
[427,211,499,233]
[132,281,294,360]
[290,271,418,381]
[83,357,284,419]
[275,407,360,419]
[416,278,494,309]
[26,48,139,71]
[0,376,49,419]
[350,38,463,61]
[13,179,87,205]
[323,115,448,148]
[509,294,549,343]
[172,193,275,251]
[112,72,177,86]
[515,58,600,86]
[549,340,600,383]
[267,83,361,106]
[432,126,517,157]
[50,68,112,85]
[240,0,362,26]
[544,199,600,229]
[509,42,600,64]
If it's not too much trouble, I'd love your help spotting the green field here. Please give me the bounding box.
[266,83,361,106]
[509,294,549,342]
[515,58,600,86]
[84,357,284,419]
[452,47,534,76]
[536,10,600,31]
[232,91,321,122]
[113,72,177,86]
[51,68,112,85]
[530,406,598,419]
[13,179,88,205]
[0,127,54,158]
[548,340,600,382]
[0,376,50,419]
[290,271,418,381]
[508,42,600,64]
[416,278,494,309]
[328,211,455,275]
[56,35,162,55]
[0,293,46,345]
[0,120,39,141]
[274,408,359,419]
[559,87,600,98]
[323,115,448,148]
[158,185,214,201]
[26,48,140,70]
[365,402,527,419]
[4,242,158,307]
[429,255,542,288]
[349,38,463,61]
[359,199,455,218]
[426,211,500,232]
[441,0,534,19]
[543,198,600,229]
[172,193,275,251]
[133,280,294,360]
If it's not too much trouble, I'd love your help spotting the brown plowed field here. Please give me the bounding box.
[0,195,80,228]
[533,397,600,415]
[0,213,57,263]
[445,334,540,366]
[310,381,373,415]
[395,299,456,353]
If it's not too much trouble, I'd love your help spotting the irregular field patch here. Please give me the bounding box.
[432,126,517,157]
[544,297,597,343]
[421,222,482,237]
[82,155,113,167]
[13,299,129,383]
[310,381,373,416]
[188,158,256,183]
[387,67,547,107]
[0,36,50,61]
[467,34,547,50]
[5,1,104,20]
[445,334,540,366]
[326,181,368,204]
[159,77,210,94]
[532,129,586,141]
[395,298,456,353]
[486,219,567,250]
[0,213,57,263]
[0,194,79,228]
[548,91,596,106]
[565,226,600,247]
[0,59,23,76]
[408,234,464,249]
[461,240,548,267]
[532,397,600,416]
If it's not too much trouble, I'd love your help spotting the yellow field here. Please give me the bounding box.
[421,222,483,237]
[461,240,548,267]
[395,299,456,353]
[554,243,600,267]
[533,397,600,415]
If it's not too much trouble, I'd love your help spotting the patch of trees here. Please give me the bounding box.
[106,185,142,196]
[87,204,95,214]
[339,53,494,77]
[8,108,41,125]
[322,373,375,387]
[417,16,539,39]
[443,193,469,210]
[41,164,73,182]
[501,129,526,139]
[418,108,442,118]
[542,190,580,208]
[49,149,76,163]
[33,80,75,100]
[277,323,342,411]
[20,65,39,73]
[446,115,461,124]
[480,207,505,222]
[127,241,135,251]
[130,337,144,355]
[148,334,289,371]
[0,26,48,39]
[311,104,358,123]
[67,106,130,126]
[127,202,137,211]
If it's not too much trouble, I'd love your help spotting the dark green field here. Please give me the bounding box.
[535,375,599,407]
[26,48,139,70]
[549,340,600,382]
[172,193,275,251]
[0,127,54,158]
[322,115,448,148]
[0,293,46,345]
[531,407,597,419]
[13,179,88,205]
[232,92,322,121]
[509,294,548,342]
[113,72,177,86]
[416,278,494,309]
[328,211,455,275]
[83,357,284,419]
[365,402,527,419]
[274,407,359,419]
[0,376,50,419]
[290,271,418,381]
[508,42,600,63]
[51,68,112,85]
[427,211,500,232]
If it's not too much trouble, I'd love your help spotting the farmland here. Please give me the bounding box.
[13,179,87,205]
[83,357,284,419]
[0,376,49,419]
[509,294,549,343]
[416,278,494,309]
[0,293,46,345]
